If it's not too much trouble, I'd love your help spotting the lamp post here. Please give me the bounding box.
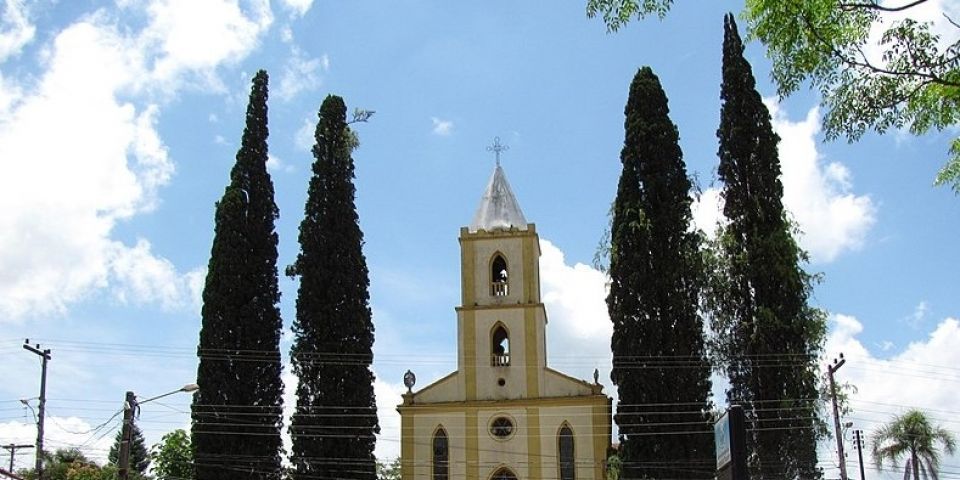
[118,383,198,480]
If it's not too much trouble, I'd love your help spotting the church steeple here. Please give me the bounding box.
[469,165,528,233]
[459,162,540,309]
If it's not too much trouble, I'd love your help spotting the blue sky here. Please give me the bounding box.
[1,1,958,479]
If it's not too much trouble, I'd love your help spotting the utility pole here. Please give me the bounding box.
[117,384,195,480]
[853,429,867,480]
[22,339,50,480]
[828,353,848,480]
[3,444,34,472]
[117,391,138,480]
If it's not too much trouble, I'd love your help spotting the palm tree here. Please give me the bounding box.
[871,409,957,480]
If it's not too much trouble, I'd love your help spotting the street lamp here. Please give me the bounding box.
[118,383,198,480]
[138,383,199,404]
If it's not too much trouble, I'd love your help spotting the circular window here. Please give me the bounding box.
[490,416,514,439]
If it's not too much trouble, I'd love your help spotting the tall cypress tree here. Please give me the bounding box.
[192,70,284,480]
[289,95,379,480]
[713,14,827,479]
[609,67,713,480]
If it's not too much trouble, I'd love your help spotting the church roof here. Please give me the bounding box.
[469,165,528,232]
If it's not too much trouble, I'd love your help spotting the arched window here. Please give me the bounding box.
[433,427,448,480]
[490,254,509,296]
[558,423,575,480]
[491,324,510,366]
[490,467,518,480]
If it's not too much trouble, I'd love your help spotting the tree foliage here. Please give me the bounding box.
[288,94,379,480]
[375,458,400,480]
[707,15,829,479]
[151,429,193,480]
[608,66,713,480]
[604,451,622,480]
[871,409,957,480]
[191,69,284,480]
[19,449,123,480]
[586,0,960,192]
[108,423,149,475]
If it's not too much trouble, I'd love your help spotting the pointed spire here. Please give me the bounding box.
[469,165,528,232]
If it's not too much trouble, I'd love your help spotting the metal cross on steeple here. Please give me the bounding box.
[486,136,509,167]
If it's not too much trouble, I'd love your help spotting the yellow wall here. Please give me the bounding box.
[399,398,610,480]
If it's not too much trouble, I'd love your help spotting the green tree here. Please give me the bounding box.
[587,0,960,192]
[375,458,400,480]
[608,66,713,480]
[871,409,957,480]
[65,463,118,480]
[191,69,284,480]
[150,429,192,480]
[708,14,828,479]
[38,449,91,480]
[604,450,622,480]
[108,423,149,475]
[288,95,379,480]
[20,449,121,480]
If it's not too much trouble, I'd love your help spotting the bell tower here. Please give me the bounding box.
[456,163,548,401]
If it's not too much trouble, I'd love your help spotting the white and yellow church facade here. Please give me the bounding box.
[398,164,612,480]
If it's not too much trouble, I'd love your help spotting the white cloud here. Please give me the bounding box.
[769,102,876,262]
[277,46,326,101]
[691,186,724,238]
[876,340,895,352]
[693,102,876,263]
[0,0,34,62]
[0,21,165,318]
[431,117,454,136]
[295,116,315,151]
[374,379,405,461]
[538,239,613,389]
[0,416,115,468]
[0,70,22,115]
[185,266,206,312]
[904,300,929,329]
[280,25,293,43]
[0,1,272,320]
[140,0,273,91]
[279,0,314,18]
[110,238,200,309]
[267,153,295,173]
[214,134,228,145]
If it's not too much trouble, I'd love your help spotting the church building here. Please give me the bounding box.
[398,160,613,480]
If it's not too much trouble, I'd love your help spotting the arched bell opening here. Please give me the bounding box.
[491,323,510,367]
[490,253,509,296]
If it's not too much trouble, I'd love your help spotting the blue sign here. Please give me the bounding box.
[715,411,732,468]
